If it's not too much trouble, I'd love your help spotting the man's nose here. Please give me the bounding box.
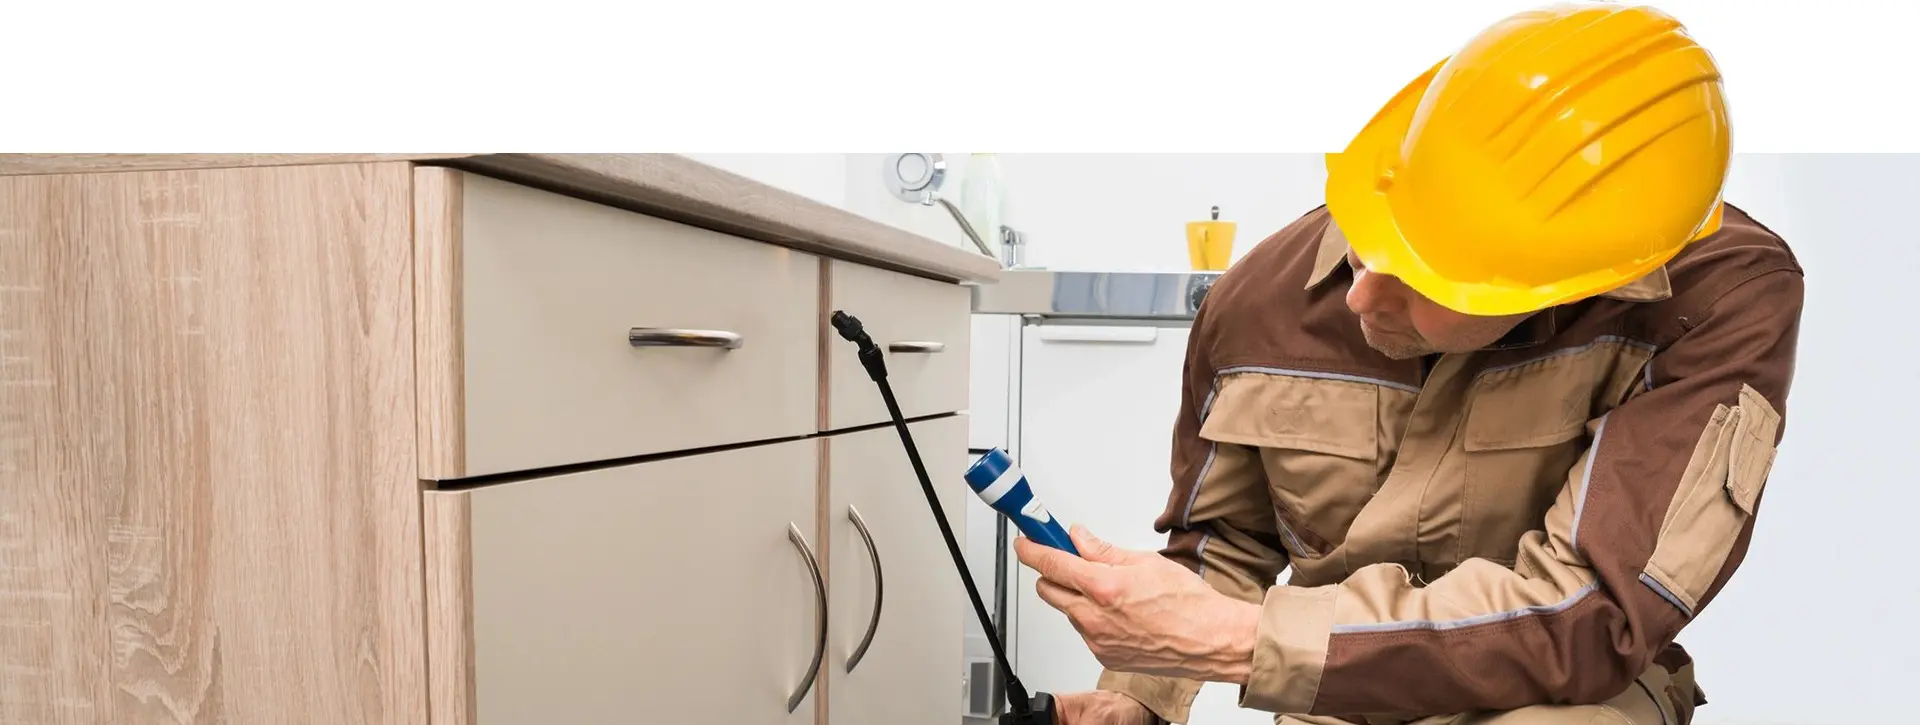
[1346,268,1402,317]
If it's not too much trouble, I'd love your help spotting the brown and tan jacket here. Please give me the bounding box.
[1098,204,1805,723]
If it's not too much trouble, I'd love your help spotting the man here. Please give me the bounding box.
[1015,3,1804,724]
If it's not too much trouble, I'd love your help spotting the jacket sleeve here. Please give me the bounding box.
[1097,297,1292,725]
[1237,268,1805,717]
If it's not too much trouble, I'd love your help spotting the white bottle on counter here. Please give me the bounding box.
[959,153,1006,259]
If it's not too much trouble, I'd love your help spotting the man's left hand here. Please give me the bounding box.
[1014,525,1262,684]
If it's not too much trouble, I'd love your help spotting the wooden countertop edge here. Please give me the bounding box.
[439,154,1002,284]
[0,153,1002,284]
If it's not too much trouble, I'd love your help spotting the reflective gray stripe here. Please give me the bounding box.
[1329,582,1599,634]
[1569,413,1610,551]
[1276,517,1315,558]
[1640,573,1694,618]
[1475,335,1657,380]
[1194,531,1213,577]
[1180,443,1218,528]
[1216,365,1420,394]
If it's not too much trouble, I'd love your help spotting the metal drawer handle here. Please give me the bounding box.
[627,328,744,350]
[887,341,946,354]
[846,506,884,673]
[788,523,827,713]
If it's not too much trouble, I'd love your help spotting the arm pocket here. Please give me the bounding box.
[1641,384,1782,616]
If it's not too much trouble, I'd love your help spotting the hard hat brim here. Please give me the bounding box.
[1325,58,1701,318]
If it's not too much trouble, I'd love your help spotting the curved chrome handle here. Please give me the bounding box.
[846,506,884,673]
[887,341,946,354]
[788,523,827,713]
[628,327,744,350]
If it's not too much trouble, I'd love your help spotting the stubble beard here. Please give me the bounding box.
[1360,324,1432,361]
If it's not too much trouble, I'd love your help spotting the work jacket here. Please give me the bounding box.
[1099,204,1805,723]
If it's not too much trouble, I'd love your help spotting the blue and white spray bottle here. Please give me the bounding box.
[963,448,1080,557]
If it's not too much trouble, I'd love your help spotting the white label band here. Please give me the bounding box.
[977,464,1024,506]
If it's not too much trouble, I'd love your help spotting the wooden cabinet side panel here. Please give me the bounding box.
[0,163,427,724]
[423,493,476,725]
[413,167,466,480]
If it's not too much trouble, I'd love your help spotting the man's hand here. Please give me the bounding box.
[1053,690,1157,725]
[1014,525,1262,684]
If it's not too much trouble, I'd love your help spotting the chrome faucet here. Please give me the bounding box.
[883,153,1027,268]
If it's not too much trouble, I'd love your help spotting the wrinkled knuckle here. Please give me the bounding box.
[1084,580,1118,605]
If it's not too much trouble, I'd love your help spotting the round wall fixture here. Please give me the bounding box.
[883,153,946,203]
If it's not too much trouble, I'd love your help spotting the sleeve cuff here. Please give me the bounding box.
[1237,584,1338,715]
[1097,669,1200,724]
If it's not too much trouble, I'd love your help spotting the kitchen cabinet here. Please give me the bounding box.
[423,439,824,725]
[0,153,997,725]
[824,260,973,430]
[827,417,969,725]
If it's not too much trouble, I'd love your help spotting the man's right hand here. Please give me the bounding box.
[1052,690,1158,725]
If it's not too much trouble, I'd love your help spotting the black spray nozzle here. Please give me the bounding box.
[830,310,867,344]
[831,310,888,382]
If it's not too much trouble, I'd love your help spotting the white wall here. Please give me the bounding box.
[678,153,848,207]
[683,153,1333,273]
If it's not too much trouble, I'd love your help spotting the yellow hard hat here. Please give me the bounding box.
[1325,2,1731,316]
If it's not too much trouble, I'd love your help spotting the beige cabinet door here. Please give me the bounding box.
[827,415,970,724]
[424,438,826,725]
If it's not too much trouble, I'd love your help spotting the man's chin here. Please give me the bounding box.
[1362,332,1430,360]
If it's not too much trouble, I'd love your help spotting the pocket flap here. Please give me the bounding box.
[1464,374,1591,451]
[1725,384,1783,514]
[1465,341,1652,451]
[1200,372,1378,460]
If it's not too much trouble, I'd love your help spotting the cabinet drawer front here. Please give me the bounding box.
[416,169,821,479]
[825,260,971,430]
[827,416,969,725]
[424,439,824,725]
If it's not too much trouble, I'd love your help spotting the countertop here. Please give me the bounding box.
[0,153,1002,284]
[969,269,1220,323]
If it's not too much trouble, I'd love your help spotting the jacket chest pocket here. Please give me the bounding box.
[1460,341,1653,563]
[1200,371,1395,559]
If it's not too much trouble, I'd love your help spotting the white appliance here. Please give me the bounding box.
[965,270,1270,724]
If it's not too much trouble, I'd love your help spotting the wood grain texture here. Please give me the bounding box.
[442,154,1002,284]
[412,168,466,480]
[1,154,1001,285]
[0,153,469,177]
[815,249,835,725]
[816,263,834,725]
[422,493,474,725]
[0,163,427,724]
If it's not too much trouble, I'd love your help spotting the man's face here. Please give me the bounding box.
[1343,249,1530,360]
